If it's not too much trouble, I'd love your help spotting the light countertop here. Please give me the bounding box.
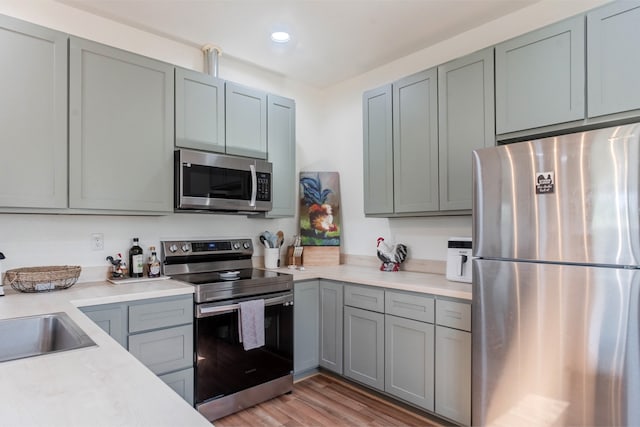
[271,264,472,301]
[0,264,469,426]
[0,279,211,427]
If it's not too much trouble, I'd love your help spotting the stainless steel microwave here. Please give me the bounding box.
[175,149,272,213]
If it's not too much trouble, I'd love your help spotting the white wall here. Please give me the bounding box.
[0,0,322,274]
[314,0,610,261]
[0,0,610,274]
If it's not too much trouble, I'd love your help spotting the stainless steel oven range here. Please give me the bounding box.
[161,238,293,422]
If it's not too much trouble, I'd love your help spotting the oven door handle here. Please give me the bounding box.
[196,293,293,318]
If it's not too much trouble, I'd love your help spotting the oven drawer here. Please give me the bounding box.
[128,324,194,375]
[129,295,193,333]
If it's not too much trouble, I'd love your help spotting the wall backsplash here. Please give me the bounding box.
[0,213,297,279]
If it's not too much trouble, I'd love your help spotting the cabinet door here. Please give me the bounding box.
[68,37,174,212]
[128,324,193,375]
[385,314,434,411]
[438,48,495,211]
[587,2,640,118]
[158,367,194,406]
[343,306,384,391]
[319,280,343,374]
[294,280,320,374]
[81,304,127,348]
[495,15,585,134]
[363,84,394,215]
[393,69,439,213]
[225,81,267,159]
[435,326,471,425]
[175,67,225,153]
[266,94,296,217]
[0,16,67,209]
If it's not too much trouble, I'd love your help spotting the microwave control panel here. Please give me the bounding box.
[256,172,271,201]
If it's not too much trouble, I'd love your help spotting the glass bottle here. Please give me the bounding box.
[147,246,161,278]
[129,237,144,278]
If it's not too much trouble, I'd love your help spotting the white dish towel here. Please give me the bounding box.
[238,299,265,350]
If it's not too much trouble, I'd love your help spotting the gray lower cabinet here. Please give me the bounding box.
[158,367,195,406]
[319,280,343,374]
[68,36,174,213]
[294,280,320,375]
[385,314,434,411]
[495,15,585,134]
[587,1,640,118]
[434,299,471,425]
[175,67,225,153]
[266,94,296,217]
[437,48,494,211]
[393,68,439,214]
[80,303,127,348]
[343,306,384,391]
[0,15,67,209]
[80,295,194,405]
[128,324,193,375]
[225,81,267,159]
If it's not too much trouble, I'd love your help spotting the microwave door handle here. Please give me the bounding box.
[249,164,257,207]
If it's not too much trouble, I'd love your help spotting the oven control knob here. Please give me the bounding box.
[233,242,240,250]
[181,244,190,252]
[169,244,178,253]
[243,242,250,250]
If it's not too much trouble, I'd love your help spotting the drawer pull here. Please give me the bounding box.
[393,301,426,312]
[353,294,377,303]
[444,309,462,319]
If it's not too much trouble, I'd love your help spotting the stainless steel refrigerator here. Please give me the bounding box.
[472,123,640,426]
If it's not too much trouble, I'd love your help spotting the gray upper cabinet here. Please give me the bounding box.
[587,1,640,118]
[175,67,225,153]
[266,94,296,217]
[225,81,267,159]
[393,68,439,213]
[69,37,174,213]
[363,84,394,215]
[438,48,495,211]
[0,16,67,209]
[495,15,585,134]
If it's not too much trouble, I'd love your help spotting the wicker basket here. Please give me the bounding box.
[3,265,82,293]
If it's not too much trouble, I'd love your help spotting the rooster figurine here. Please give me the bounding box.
[376,237,408,272]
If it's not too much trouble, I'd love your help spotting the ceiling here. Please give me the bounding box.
[57,0,539,88]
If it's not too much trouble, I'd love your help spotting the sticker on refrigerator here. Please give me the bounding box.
[535,172,555,194]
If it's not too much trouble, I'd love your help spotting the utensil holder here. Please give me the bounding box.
[264,247,280,269]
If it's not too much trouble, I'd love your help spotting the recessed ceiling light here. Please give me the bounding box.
[271,31,291,43]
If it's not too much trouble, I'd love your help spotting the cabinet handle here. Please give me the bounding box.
[444,309,462,319]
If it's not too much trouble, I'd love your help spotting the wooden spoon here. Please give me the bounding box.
[276,230,284,248]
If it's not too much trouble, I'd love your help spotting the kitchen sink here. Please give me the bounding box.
[0,312,96,363]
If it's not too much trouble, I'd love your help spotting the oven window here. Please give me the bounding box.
[195,302,293,404]
[183,164,251,200]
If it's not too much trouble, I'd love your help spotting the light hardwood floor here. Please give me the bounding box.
[214,373,445,426]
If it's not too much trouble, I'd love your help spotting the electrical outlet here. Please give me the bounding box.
[91,233,104,251]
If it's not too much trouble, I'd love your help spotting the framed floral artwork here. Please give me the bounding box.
[299,172,341,246]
